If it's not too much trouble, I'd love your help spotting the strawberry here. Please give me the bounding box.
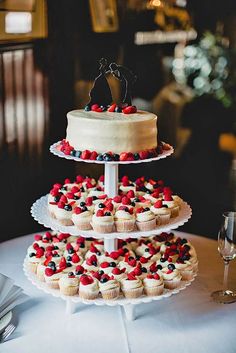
[95,107,103,112]
[86,197,93,206]
[45,268,54,277]
[74,207,82,215]
[36,247,44,258]
[127,190,135,198]
[34,234,42,241]
[57,201,65,209]
[108,103,116,112]
[66,243,73,250]
[147,274,154,279]
[98,194,107,199]
[112,267,122,275]
[91,271,101,280]
[90,244,99,253]
[90,151,98,160]
[72,253,80,263]
[134,266,142,276]
[113,195,122,203]
[99,175,105,182]
[164,194,173,201]
[76,175,84,183]
[109,251,120,260]
[81,150,91,160]
[91,104,99,111]
[122,196,131,205]
[96,209,104,217]
[65,192,74,199]
[60,195,68,203]
[140,256,149,264]
[139,150,149,160]
[59,257,67,269]
[136,207,144,214]
[120,152,128,161]
[80,275,94,285]
[128,258,136,267]
[75,265,85,273]
[127,273,136,280]
[154,200,163,208]
[100,262,109,268]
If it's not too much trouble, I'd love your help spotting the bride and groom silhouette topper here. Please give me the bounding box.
[86,58,137,108]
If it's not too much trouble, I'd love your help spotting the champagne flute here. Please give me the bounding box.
[211,211,236,303]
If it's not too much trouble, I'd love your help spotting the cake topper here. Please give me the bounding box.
[109,63,137,106]
[85,58,137,113]
[86,58,112,108]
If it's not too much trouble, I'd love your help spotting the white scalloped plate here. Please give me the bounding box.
[23,258,196,306]
[31,196,192,239]
[50,141,174,165]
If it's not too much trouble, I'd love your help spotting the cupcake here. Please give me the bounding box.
[175,259,194,281]
[91,209,114,233]
[79,275,99,300]
[59,272,79,296]
[72,206,92,230]
[162,264,182,289]
[121,273,143,298]
[119,176,136,194]
[48,188,62,218]
[136,207,156,231]
[44,266,63,289]
[99,274,120,300]
[115,206,135,232]
[54,196,74,226]
[143,273,164,296]
[150,200,171,225]
[163,194,179,218]
[27,246,45,274]
[74,264,86,278]
[111,267,127,282]
[83,255,99,272]
[143,190,161,204]
[99,261,117,274]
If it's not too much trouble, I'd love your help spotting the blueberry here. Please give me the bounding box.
[180,238,187,245]
[145,248,150,252]
[75,270,83,275]
[92,261,97,266]
[80,187,85,192]
[131,202,135,206]
[68,271,74,276]
[134,153,140,160]
[61,186,67,191]
[140,186,148,192]
[143,207,150,212]
[98,270,104,275]
[100,105,107,111]
[79,243,85,248]
[97,154,103,161]
[184,245,191,251]
[100,277,109,283]
[110,262,116,267]
[157,264,163,270]
[153,184,159,189]
[142,267,147,273]
[134,197,140,202]
[29,252,35,257]
[73,195,80,200]
[67,256,72,261]
[163,205,168,208]
[115,106,122,113]
[70,150,76,156]
[98,203,105,208]
[146,189,152,194]
[113,154,120,161]
[168,264,175,270]
[165,241,171,246]
[128,256,134,261]
[96,251,101,256]
[80,202,86,207]
[182,254,190,261]
[123,248,129,253]
[48,261,56,268]
[103,154,112,161]
[53,253,60,257]
[82,206,88,212]
[160,258,167,263]
[104,211,111,216]
[66,262,72,267]
[64,204,72,211]
[84,104,91,111]
[136,255,140,260]
[68,248,75,254]
[54,246,59,250]
[54,196,60,202]
[75,150,82,158]
[92,196,98,200]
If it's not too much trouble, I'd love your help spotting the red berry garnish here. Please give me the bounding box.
[76,175,84,183]
[36,247,44,258]
[154,200,163,208]
[112,268,122,275]
[80,275,94,285]
[120,152,128,161]
[72,253,80,263]
[139,150,149,160]
[128,258,136,267]
[81,150,91,160]
[140,256,149,264]
[96,209,104,217]
[75,265,85,273]
[122,196,131,205]
[34,234,42,241]
[90,151,98,160]
[74,207,82,215]
[127,190,135,198]
[59,257,67,269]
[136,207,144,214]
[100,262,109,268]
[113,195,122,203]
[91,104,99,111]
[127,273,136,280]
[85,197,93,206]
[164,194,173,201]
[45,268,54,277]
[64,178,71,184]
[149,263,157,273]
[108,103,116,112]
[154,273,160,280]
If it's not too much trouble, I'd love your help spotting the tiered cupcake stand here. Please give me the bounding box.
[24,141,194,321]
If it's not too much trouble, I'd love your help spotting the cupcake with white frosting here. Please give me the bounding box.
[79,274,99,300]
[111,267,127,282]
[92,209,114,233]
[150,200,171,225]
[162,264,182,289]
[163,194,179,218]
[115,206,135,232]
[175,259,194,281]
[99,274,120,300]
[54,196,74,226]
[44,266,63,289]
[59,272,79,296]
[121,273,143,298]
[72,206,92,230]
[143,273,164,296]
[136,207,156,231]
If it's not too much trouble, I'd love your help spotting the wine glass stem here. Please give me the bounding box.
[223,261,230,292]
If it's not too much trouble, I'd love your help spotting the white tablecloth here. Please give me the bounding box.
[0,231,236,353]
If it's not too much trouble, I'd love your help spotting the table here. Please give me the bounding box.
[1,231,236,353]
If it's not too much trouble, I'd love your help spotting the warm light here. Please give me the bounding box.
[5,12,32,34]
[149,0,162,7]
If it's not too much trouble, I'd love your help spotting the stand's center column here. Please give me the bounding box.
[104,163,119,252]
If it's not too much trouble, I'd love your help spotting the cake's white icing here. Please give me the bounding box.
[66,109,157,153]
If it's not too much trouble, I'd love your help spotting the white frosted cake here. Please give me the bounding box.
[66,109,158,154]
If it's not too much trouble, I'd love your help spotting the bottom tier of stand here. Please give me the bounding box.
[23,258,197,321]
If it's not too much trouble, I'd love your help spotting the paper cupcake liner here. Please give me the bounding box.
[45,280,60,289]
[180,270,194,281]
[136,218,156,231]
[170,207,179,218]
[49,211,56,219]
[74,220,92,230]
[192,262,198,273]
[79,290,99,300]
[59,285,78,296]
[91,222,114,234]
[164,278,181,290]
[122,286,143,299]
[115,220,135,232]
[101,287,120,300]
[27,262,38,274]
[58,218,74,226]
[144,284,164,296]
[158,214,171,225]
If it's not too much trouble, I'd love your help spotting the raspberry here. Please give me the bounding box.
[74,207,82,215]
[45,268,54,277]
[95,107,103,112]
[127,273,136,280]
[136,207,144,214]
[50,188,59,197]
[126,153,134,161]
[90,244,98,253]
[65,192,74,199]
[75,265,85,273]
[113,195,122,203]
[152,192,160,199]
[147,274,154,279]
[91,104,99,111]
[139,150,149,160]
[153,273,160,280]
[91,271,101,280]
[127,190,135,198]
[81,150,91,160]
[99,175,105,182]
[86,197,93,206]
[98,194,107,199]
[60,195,68,203]
[164,194,173,201]
[109,251,120,260]
[105,203,114,212]
[76,175,84,183]
[129,208,134,215]
[90,151,98,160]
[128,258,136,267]
[108,103,116,112]
[34,234,42,241]
[140,256,148,264]
[59,257,67,269]
[118,205,129,212]
[80,275,94,285]
[53,183,62,189]
[149,263,157,273]
[100,262,109,268]
[57,202,64,209]
[36,247,44,258]
[120,152,128,161]
[72,253,80,263]
[121,176,129,183]
[134,266,142,276]
[112,267,121,275]
[122,196,131,205]
[154,200,163,208]
[96,210,104,217]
